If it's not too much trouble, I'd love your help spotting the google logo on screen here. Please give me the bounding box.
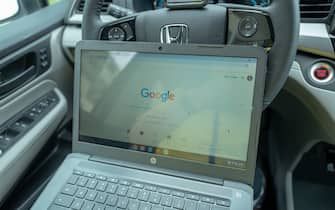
[140,88,175,103]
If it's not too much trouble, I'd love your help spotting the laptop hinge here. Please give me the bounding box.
[90,155,225,186]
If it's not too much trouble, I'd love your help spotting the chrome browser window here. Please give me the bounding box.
[79,50,257,169]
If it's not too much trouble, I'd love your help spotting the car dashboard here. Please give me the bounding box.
[0,0,334,210]
[63,2,335,210]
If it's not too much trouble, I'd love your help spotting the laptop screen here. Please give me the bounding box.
[79,50,257,170]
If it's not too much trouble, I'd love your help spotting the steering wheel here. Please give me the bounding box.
[82,0,300,108]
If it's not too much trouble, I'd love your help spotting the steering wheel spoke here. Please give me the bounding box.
[226,8,273,48]
[100,16,137,41]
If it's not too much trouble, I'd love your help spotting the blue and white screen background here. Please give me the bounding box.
[79,50,257,169]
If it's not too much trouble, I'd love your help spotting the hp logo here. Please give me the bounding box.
[150,157,157,165]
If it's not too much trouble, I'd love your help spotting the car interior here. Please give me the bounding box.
[0,0,334,210]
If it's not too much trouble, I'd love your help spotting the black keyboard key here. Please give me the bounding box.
[120,180,131,186]
[172,198,185,209]
[75,188,87,198]
[96,175,107,181]
[106,183,118,194]
[93,203,105,210]
[186,194,199,201]
[117,186,129,196]
[172,191,184,198]
[139,202,151,210]
[61,184,77,196]
[84,172,96,178]
[106,195,118,206]
[54,194,74,208]
[158,188,170,195]
[152,205,163,210]
[145,185,156,192]
[96,181,108,192]
[198,203,210,210]
[216,199,231,207]
[48,204,68,210]
[127,188,139,199]
[67,174,79,185]
[105,206,117,210]
[185,200,197,210]
[73,170,83,175]
[117,197,129,209]
[128,200,140,210]
[108,177,119,183]
[81,201,95,210]
[71,199,83,210]
[138,190,150,201]
[149,193,161,204]
[132,182,144,189]
[212,206,229,210]
[87,179,98,189]
[160,195,172,207]
[77,177,88,187]
[85,190,97,201]
[96,192,108,204]
[201,196,215,204]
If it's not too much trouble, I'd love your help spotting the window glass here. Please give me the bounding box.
[0,0,19,22]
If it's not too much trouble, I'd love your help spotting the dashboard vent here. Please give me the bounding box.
[76,0,113,14]
[300,0,334,19]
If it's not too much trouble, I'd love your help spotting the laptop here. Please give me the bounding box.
[32,41,267,210]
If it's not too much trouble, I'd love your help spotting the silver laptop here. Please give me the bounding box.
[32,41,267,210]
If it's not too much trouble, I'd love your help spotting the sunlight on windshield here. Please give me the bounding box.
[0,0,19,22]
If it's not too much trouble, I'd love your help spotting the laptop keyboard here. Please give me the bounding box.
[49,169,231,210]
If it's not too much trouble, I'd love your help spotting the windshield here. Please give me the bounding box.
[0,0,19,22]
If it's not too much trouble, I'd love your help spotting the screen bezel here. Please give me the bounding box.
[73,41,267,185]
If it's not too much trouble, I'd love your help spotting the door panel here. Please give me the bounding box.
[0,0,73,204]
[0,1,71,59]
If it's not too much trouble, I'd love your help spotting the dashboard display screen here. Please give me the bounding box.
[79,50,257,169]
